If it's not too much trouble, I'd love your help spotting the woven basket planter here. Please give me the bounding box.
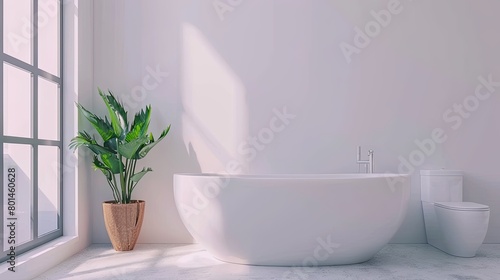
[102,200,145,251]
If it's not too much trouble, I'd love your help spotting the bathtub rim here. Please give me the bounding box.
[174,173,410,180]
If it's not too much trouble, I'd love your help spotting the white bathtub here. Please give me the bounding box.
[173,173,410,266]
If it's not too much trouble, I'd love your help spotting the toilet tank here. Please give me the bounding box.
[420,170,463,202]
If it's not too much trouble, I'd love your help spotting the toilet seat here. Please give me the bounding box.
[435,202,489,211]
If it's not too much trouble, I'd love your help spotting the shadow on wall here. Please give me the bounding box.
[179,1,332,173]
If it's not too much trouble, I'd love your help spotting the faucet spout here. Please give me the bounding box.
[357,146,374,174]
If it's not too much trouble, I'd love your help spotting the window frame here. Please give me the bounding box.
[0,0,63,262]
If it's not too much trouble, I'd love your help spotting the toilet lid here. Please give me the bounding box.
[435,202,489,211]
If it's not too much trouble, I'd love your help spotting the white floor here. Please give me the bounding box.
[33,244,500,280]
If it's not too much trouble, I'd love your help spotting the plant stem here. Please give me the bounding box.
[117,141,126,204]
[128,160,137,199]
[111,174,120,203]
[106,179,118,202]
[130,181,139,195]
[125,158,131,203]
[125,158,133,203]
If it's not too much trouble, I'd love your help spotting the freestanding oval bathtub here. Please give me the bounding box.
[173,173,410,266]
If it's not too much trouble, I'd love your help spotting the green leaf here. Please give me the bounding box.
[69,131,114,155]
[137,125,171,159]
[76,103,115,141]
[92,156,112,181]
[131,167,153,183]
[101,153,123,174]
[125,105,151,142]
[87,144,114,156]
[98,88,128,140]
[104,137,118,152]
[69,131,93,151]
[117,135,149,159]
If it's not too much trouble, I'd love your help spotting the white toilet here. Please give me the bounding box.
[421,170,490,257]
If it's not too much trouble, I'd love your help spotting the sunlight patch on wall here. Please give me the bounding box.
[181,23,248,173]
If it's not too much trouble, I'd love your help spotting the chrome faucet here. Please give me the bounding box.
[357,146,374,173]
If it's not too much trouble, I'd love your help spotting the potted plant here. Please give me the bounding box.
[70,88,170,251]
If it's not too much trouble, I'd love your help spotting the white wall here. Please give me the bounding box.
[91,0,500,244]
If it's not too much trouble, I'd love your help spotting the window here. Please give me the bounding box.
[1,0,62,262]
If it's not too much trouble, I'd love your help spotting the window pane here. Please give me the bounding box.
[38,146,59,236]
[38,0,60,76]
[38,77,59,140]
[3,0,32,64]
[3,63,32,138]
[3,143,33,250]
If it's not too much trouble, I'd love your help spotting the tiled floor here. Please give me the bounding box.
[33,244,500,280]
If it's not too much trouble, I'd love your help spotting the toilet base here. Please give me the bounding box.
[428,243,476,258]
[422,201,489,258]
[423,201,449,254]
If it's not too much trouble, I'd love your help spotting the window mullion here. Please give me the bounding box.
[2,54,61,84]
[32,0,39,241]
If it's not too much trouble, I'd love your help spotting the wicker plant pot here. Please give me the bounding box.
[102,200,145,251]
